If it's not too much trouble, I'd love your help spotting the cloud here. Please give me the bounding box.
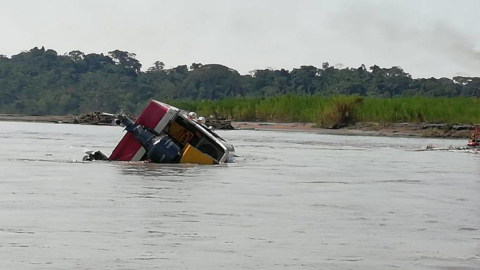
[328,2,480,77]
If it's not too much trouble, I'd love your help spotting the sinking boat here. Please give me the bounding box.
[84,100,235,164]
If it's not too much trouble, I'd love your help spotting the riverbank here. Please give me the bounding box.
[233,121,472,139]
[0,113,115,125]
[0,114,74,124]
[0,114,472,139]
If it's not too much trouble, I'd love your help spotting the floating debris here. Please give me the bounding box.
[416,144,478,153]
[205,118,235,130]
[73,112,119,125]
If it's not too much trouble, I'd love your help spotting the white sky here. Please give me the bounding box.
[1,0,479,78]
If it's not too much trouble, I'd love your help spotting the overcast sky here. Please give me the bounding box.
[1,0,479,78]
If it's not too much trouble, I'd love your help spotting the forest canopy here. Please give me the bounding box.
[0,47,479,115]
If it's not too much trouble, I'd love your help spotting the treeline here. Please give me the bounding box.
[0,47,479,115]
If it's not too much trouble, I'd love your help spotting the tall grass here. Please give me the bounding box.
[164,95,480,125]
[319,96,364,128]
[357,97,480,124]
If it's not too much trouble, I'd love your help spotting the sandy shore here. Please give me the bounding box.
[0,114,74,124]
[232,121,472,139]
[0,114,471,139]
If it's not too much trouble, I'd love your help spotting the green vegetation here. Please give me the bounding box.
[0,47,479,125]
[168,96,480,126]
[357,97,480,124]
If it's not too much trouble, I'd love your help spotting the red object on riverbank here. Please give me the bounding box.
[467,126,479,147]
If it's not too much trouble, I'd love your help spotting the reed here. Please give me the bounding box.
[357,97,480,124]
[318,96,364,128]
[164,96,480,125]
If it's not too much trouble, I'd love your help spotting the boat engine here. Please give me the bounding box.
[116,115,182,163]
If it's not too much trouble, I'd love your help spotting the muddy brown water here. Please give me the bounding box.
[0,122,479,270]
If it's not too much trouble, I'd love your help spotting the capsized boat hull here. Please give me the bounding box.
[109,100,234,164]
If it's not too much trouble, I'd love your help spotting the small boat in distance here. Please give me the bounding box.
[467,125,479,148]
[84,100,235,164]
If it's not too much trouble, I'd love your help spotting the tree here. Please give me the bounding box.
[182,64,244,99]
[190,63,203,70]
[68,50,85,62]
[148,61,165,72]
[108,50,142,75]
[291,66,318,94]
[1,46,478,116]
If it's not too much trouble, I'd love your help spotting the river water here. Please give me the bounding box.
[0,121,479,270]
